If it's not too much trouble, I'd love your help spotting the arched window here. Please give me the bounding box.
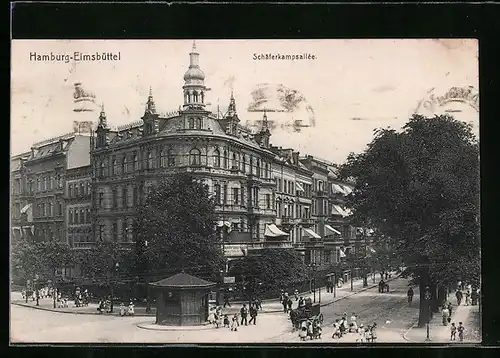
[36,178,41,192]
[100,162,106,177]
[133,154,139,171]
[188,117,195,129]
[250,157,254,175]
[190,148,201,166]
[256,159,261,177]
[232,153,238,169]
[69,209,73,224]
[75,210,79,224]
[242,155,246,173]
[213,149,221,167]
[122,157,127,173]
[223,150,228,168]
[193,91,198,102]
[147,152,154,169]
[112,158,117,175]
[214,183,221,204]
[197,117,203,129]
[167,149,175,167]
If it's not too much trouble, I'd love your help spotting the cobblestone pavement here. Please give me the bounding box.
[11,276,423,344]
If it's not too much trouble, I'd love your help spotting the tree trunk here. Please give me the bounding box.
[417,280,430,327]
[430,284,439,315]
[437,286,447,308]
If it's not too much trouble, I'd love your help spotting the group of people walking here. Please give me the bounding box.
[331,312,377,342]
[208,302,260,331]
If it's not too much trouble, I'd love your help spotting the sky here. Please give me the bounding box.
[11,39,478,164]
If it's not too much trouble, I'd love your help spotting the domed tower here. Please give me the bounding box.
[183,41,206,109]
[181,41,209,131]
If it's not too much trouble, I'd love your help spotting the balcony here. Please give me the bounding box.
[314,190,328,198]
[247,206,275,216]
[298,217,315,226]
[247,174,275,187]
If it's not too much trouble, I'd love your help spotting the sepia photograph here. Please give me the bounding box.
[10,39,480,344]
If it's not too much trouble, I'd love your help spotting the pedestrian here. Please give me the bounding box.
[223,314,230,328]
[249,305,258,325]
[119,303,126,317]
[298,297,305,308]
[407,287,414,303]
[465,290,471,306]
[456,290,463,306]
[450,322,457,341]
[208,308,216,326]
[294,289,299,301]
[240,304,248,326]
[350,312,358,332]
[458,322,464,341]
[471,288,478,306]
[231,314,239,331]
[282,298,288,313]
[441,305,450,326]
[287,297,293,313]
[370,323,378,342]
[223,292,231,308]
[128,301,135,316]
[280,289,285,303]
[356,324,365,342]
[384,272,388,280]
[331,320,340,339]
[255,296,262,310]
[447,302,453,317]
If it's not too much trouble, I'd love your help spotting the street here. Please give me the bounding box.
[11,277,420,343]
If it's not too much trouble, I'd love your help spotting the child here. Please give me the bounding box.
[356,324,365,342]
[119,303,126,317]
[458,322,464,341]
[231,314,239,331]
[223,314,230,328]
[450,322,457,341]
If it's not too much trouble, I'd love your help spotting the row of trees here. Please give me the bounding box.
[338,114,480,327]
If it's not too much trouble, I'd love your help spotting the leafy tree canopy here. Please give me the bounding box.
[133,172,225,281]
[228,248,308,292]
[339,114,480,287]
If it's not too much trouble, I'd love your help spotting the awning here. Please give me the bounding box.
[332,184,346,194]
[303,228,321,239]
[264,224,289,237]
[216,220,231,227]
[21,203,32,213]
[325,225,341,235]
[331,204,345,216]
[342,185,353,194]
[296,182,305,192]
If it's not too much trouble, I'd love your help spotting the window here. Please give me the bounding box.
[69,209,73,224]
[86,208,91,223]
[167,149,175,167]
[242,156,246,173]
[112,188,117,208]
[284,180,287,194]
[122,187,128,207]
[232,153,238,169]
[112,158,117,175]
[100,162,105,177]
[122,222,127,241]
[233,188,239,205]
[57,202,63,216]
[147,152,153,169]
[190,148,201,166]
[266,194,271,209]
[68,184,73,197]
[80,182,84,196]
[133,187,138,206]
[133,154,139,171]
[249,157,253,175]
[213,149,221,167]
[197,117,203,129]
[241,187,245,206]
[87,182,91,195]
[122,157,127,173]
[214,184,221,204]
[75,210,79,224]
[223,150,228,168]
[223,184,228,204]
[99,192,104,207]
[256,160,261,177]
[112,222,118,241]
[36,178,40,192]
[159,150,165,168]
[188,117,195,129]
[49,176,54,190]
[49,202,53,216]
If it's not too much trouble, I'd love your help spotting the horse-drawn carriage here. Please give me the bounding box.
[290,298,324,330]
[378,280,390,293]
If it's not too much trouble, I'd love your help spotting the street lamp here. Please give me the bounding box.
[34,274,39,306]
[110,261,119,313]
[424,286,432,341]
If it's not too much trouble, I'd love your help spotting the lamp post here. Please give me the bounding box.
[110,261,119,313]
[143,239,151,314]
[34,274,39,306]
[424,286,432,341]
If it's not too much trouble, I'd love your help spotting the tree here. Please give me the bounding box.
[228,248,308,299]
[339,114,480,327]
[11,236,43,298]
[132,172,225,281]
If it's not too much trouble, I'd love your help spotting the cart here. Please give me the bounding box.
[290,299,324,330]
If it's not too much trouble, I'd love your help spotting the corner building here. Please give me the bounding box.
[91,43,278,257]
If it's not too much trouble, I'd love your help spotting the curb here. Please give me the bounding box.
[136,321,214,332]
[11,275,400,317]
[10,302,155,317]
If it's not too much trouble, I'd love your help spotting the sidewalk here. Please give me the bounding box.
[10,272,399,317]
[403,301,480,343]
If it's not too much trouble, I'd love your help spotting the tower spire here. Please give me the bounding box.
[262,109,270,132]
[98,103,107,128]
[145,86,156,114]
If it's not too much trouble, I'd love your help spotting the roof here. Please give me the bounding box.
[150,272,216,288]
